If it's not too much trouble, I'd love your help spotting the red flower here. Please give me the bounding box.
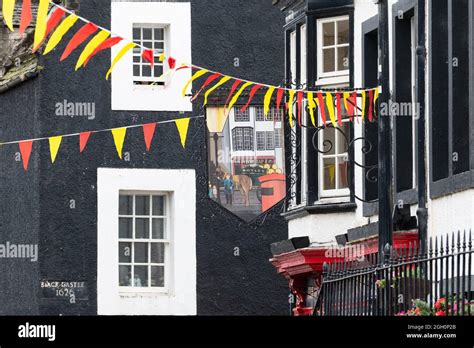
[435,310,446,316]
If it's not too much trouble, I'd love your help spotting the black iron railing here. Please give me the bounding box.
[315,231,473,316]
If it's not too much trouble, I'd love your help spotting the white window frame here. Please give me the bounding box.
[97,168,196,316]
[317,15,350,84]
[266,131,275,151]
[318,98,351,200]
[132,24,168,86]
[118,192,170,293]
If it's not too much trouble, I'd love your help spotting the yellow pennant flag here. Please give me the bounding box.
[203,76,231,106]
[112,128,127,160]
[288,89,295,128]
[373,87,380,106]
[307,92,317,127]
[33,0,51,51]
[182,69,208,97]
[159,53,165,62]
[263,87,276,117]
[227,82,252,112]
[175,118,191,148]
[361,90,367,121]
[2,0,15,31]
[49,136,63,163]
[326,92,337,127]
[44,14,78,55]
[106,42,136,80]
[343,92,351,112]
[75,30,110,70]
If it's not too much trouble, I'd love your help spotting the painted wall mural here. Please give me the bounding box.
[207,106,286,222]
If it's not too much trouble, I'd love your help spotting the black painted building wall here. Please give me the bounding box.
[0,0,288,315]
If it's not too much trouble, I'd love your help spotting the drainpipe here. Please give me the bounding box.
[377,0,394,258]
[416,0,428,253]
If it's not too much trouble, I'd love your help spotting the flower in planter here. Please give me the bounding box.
[435,310,446,316]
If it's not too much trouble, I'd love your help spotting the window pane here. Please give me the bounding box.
[143,28,152,40]
[323,48,335,73]
[134,243,148,263]
[119,195,133,215]
[143,40,153,49]
[135,196,150,215]
[133,65,140,77]
[135,218,150,239]
[323,22,335,46]
[119,265,131,287]
[337,46,350,71]
[119,242,132,263]
[337,123,350,153]
[133,28,141,40]
[142,65,152,77]
[154,42,164,51]
[337,20,349,44]
[323,158,337,190]
[322,127,336,155]
[154,65,163,77]
[152,219,165,239]
[133,56,140,63]
[152,196,165,216]
[151,266,165,287]
[266,132,274,150]
[154,28,164,40]
[133,266,148,287]
[119,218,133,239]
[150,243,165,263]
[337,157,349,189]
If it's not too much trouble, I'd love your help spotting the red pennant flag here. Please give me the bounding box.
[142,49,154,68]
[336,93,343,126]
[83,37,123,67]
[225,80,243,108]
[317,92,327,125]
[168,57,176,70]
[61,23,99,61]
[241,84,263,113]
[142,123,157,152]
[19,140,33,171]
[192,72,221,101]
[33,8,66,52]
[350,91,357,122]
[297,91,303,126]
[19,0,32,34]
[368,89,374,122]
[79,132,92,153]
[276,88,284,113]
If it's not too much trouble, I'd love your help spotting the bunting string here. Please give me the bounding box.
[0,116,202,171]
[1,0,380,127]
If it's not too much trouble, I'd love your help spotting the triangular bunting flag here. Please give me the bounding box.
[33,0,50,51]
[19,140,33,171]
[326,93,337,127]
[297,91,303,126]
[227,82,252,113]
[175,118,190,149]
[44,14,79,55]
[19,0,32,34]
[224,79,243,109]
[142,123,156,152]
[75,30,110,70]
[317,92,327,125]
[264,87,276,117]
[142,49,154,68]
[84,37,122,67]
[241,84,263,113]
[112,128,127,160]
[61,22,98,61]
[182,69,208,97]
[361,90,367,122]
[33,7,65,52]
[2,0,15,32]
[276,88,284,113]
[192,72,221,102]
[336,93,343,126]
[168,57,176,70]
[79,132,92,153]
[203,76,231,106]
[49,136,63,164]
[307,92,316,127]
[106,42,136,80]
[287,89,295,128]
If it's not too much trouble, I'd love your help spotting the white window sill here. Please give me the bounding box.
[316,75,350,87]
